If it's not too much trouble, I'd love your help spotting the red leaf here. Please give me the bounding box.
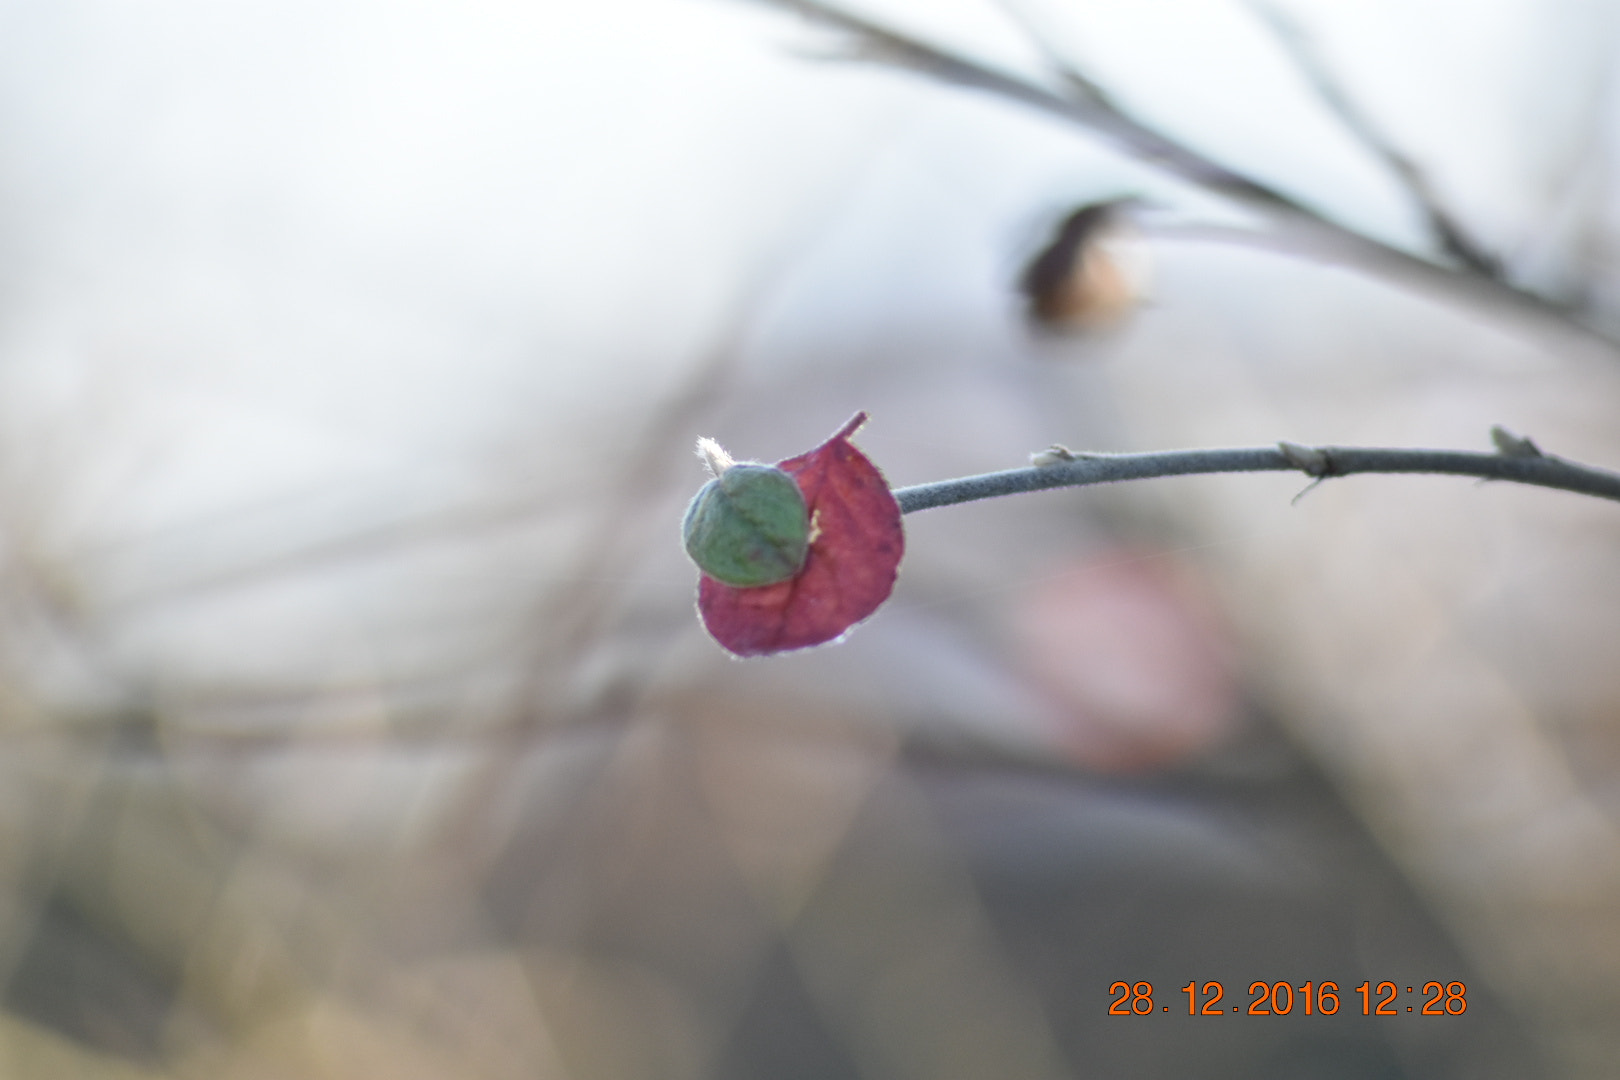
[698,412,904,656]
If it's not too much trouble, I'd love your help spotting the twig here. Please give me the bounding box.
[893,438,1620,513]
[738,0,1615,351]
[1244,1,1499,276]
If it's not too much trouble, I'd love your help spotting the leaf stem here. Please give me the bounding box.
[891,443,1620,513]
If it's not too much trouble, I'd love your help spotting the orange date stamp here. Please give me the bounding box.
[1108,980,1468,1016]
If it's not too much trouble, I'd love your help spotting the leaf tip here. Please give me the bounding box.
[833,411,869,442]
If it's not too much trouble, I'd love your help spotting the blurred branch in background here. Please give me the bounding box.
[1243,0,1502,276]
[743,0,1619,349]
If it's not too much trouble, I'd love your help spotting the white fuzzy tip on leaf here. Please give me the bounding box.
[696,437,735,477]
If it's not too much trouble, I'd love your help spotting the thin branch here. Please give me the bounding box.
[760,0,1327,208]
[892,437,1620,513]
[739,0,1617,351]
[1244,1,1499,276]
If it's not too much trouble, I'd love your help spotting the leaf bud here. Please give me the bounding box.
[682,461,810,587]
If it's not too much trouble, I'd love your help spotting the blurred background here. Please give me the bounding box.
[1,0,1619,1077]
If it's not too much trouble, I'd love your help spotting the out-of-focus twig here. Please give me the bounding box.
[740,0,1619,351]
[1244,1,1500,276]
